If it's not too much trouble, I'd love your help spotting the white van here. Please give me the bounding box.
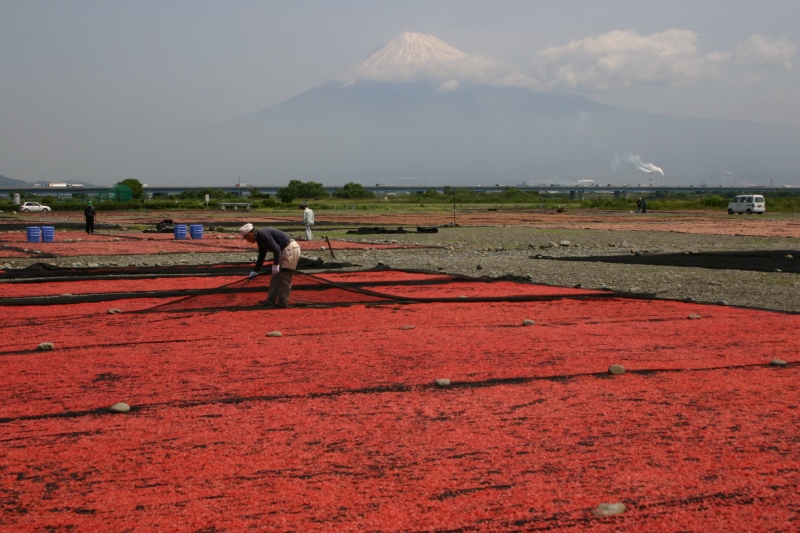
[728,195,765,215]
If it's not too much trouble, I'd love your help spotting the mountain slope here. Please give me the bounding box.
[183,80,800,185]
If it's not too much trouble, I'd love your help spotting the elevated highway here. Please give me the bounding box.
[0,184,794,199]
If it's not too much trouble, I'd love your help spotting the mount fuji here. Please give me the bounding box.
[157,32,800,186]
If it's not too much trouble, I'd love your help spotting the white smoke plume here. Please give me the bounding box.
[628,154,664,176]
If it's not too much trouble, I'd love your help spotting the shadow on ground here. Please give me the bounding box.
[551,250,800,273]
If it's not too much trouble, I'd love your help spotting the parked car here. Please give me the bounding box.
[728,195,765,215]
[19,202,51,213]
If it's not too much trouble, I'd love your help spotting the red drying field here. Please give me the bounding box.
[1,270,799,532]
[0,232,422,259]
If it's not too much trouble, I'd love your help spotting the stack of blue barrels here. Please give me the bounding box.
[189,224,204,239]
[26,227,41,243]
[174,224,188,240]
[41,226,55,242]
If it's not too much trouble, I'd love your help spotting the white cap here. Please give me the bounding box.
[239,223,254,237]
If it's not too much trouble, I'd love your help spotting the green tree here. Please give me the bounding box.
[334,182,375,199]
[248,187,272,199]
[118,178,144,200]
[276,180,329,203]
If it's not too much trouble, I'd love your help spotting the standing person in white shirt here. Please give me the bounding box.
[300,202,314,241]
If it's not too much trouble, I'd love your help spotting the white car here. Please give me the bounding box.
[20,202,51,213]
[728,195,765,215]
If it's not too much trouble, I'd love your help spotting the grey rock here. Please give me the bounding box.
[593,502,626,516]
[434,378,451,387]
[688,314,702,319]
[399,325,415,330]
[109,402,130,413]
[266,331,282,337]
[770,359,787,367]
[522,319,536,326]
[608,364,625,375]
[37,342,55,351]
[107,308,122,314]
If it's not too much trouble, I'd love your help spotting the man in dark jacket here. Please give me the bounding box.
[84,201,96,234]
[240,223,301,308]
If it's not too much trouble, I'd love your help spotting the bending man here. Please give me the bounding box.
[240,223,301,308]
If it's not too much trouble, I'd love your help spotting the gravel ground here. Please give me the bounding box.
[4,224,799,313]
[310,227,800,313]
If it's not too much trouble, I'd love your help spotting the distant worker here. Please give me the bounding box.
[240,223,301,308]
[84,201,96,234]
[641,198,648,213]
[300,202,314,241]
[636,198,643,213]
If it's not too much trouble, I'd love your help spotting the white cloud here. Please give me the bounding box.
[340,53,533,88]
[435,79,461,92]
[529,30,795,91]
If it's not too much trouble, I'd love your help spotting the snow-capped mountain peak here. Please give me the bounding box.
[337,31,471,85]
[355,31,467,70]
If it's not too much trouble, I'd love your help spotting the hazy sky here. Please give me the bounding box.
[1,0,797,186]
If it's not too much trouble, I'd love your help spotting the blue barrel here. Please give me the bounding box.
[174,224,188,240]
[189,224,204,239]
[26,226,41,243]
[41,226,55,243]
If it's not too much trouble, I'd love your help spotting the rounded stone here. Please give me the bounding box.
[770,359,787,367]
[37,342,55,351]
[107,308,122,314]
[399,325,415,330]
[266,331,282,337]
[434,378,451,388]
[593,502,626,517]
[522,319,536,326]
[688,314,702,319]
[608,364,625,375]
[109,402,130,413]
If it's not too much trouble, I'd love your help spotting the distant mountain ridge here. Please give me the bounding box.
[0,174,30,188]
